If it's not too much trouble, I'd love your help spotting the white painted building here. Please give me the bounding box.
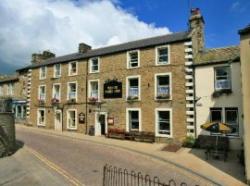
[194,46,243,150]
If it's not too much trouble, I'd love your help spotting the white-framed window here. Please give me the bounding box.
[52,83,61,101]
[38,85,46,101]
[39,66,47,79]
[88,80,99,101]
[37,108,46,126]
[225,108,239,136]
[126,108,141,132]
[155,108,172,137]
[7,83,14,96]
[0,85,3,96]
[54,64,61,78]
[67,82,77,101]
[67,109,77,130]
[155,45,170,65]
[126,75,140,100]
[210,107,239,136]
[68,61,78,76]
[214,66,231,90]
[127,50,140,69]
[155,73,171,100]
[89,57,100,73]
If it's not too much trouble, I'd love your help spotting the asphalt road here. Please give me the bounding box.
[16,127,202,186]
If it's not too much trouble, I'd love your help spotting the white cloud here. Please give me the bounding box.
[0,0,170,68]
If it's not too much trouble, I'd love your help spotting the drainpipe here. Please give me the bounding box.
[85,61,89,134]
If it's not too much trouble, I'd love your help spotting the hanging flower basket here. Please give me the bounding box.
[88,97,98,103]
[51,98,60,105]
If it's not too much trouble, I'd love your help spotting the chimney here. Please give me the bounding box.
[31,50,55,64]
[78,43,91,53]
[189,8,205,56]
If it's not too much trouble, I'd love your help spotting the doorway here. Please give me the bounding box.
[54,110,62,131]
[95,112,107,136]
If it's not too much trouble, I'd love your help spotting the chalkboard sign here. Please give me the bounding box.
[104,79,122,99]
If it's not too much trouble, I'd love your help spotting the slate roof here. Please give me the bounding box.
[239,24,250,35]
[194,46,240,66]
[17,31,190,71]
[0,75,19,84]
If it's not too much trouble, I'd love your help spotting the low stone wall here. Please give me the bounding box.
[0,112,15,156]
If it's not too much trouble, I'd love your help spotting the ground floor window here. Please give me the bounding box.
[37,109,45,126]
[67,110,77,129]
[126,108,141,131]
[209,107,239,136]
[155,108,172,137]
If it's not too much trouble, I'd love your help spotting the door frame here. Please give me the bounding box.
[54,110,62,131]
[95,112,108,136]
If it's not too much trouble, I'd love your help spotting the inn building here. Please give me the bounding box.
[16,10,205,141]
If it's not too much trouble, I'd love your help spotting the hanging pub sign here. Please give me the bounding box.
[78,112,85,124]
[104,79,122,99]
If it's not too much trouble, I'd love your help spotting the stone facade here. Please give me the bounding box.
[28,41,189,142]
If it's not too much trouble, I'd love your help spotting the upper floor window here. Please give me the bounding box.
[52,84,61,101]
[127,50,139,68]
[88,80,99,102]
[156,45,170,65]
[7,83,14,96]
[67,82,77,100]
[54,64,61,78]
[155,73,171,100]
[215,66,231,90]
[126,76,140,100]
[38,85,46,101]
[39,66,46,79]
[68,61,77,76]
[89,58,99,73]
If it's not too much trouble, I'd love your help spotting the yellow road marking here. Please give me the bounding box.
[25,146,84,186]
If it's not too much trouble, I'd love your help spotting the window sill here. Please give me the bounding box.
[51,76,61,80]
[127,66,140,70]
[67,127,77,131]
[89,71,99,74]
[37,124,46,127]
[155,133,172,138]
[155,98,172,102]
[126,99,140,103]
[155,62,170,66]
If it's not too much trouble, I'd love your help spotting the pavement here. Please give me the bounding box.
[0,146,74,186]
[11,124,247,186]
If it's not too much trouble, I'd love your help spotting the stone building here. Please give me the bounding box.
[16,9,207,142]
[0,74,27,122]
[239,24,250,184]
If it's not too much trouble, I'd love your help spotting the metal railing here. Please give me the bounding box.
[103,164,198,186]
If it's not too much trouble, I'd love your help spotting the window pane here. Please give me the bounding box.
[225,108,238,135]
[158,48,168,64]
[129,78,139,97]
[210,108,222,122]
[91,58,99,71]
[129,52,138,67]
[158,76,169,85]
[158,111,170,134]
[129,111,139,130]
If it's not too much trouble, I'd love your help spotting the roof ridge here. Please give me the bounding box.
[205,45,239,51]
[90,31,188,52]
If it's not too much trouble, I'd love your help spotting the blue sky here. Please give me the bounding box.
[118,0,250,48]
[0,0,249,74]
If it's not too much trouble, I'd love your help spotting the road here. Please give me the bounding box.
[16,127,201,186]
